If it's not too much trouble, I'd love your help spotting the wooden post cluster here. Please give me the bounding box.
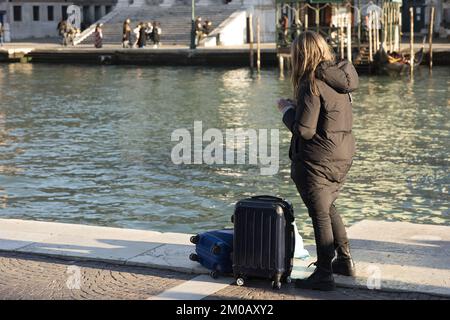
[382,2,401,52]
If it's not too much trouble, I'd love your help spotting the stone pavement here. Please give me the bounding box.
[0,218,449,298]
[0,251,191,300]
[0,251,444,300]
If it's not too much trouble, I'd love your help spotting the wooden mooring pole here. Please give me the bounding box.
[315,9,320,33]
[279,55,285,80]
[368,11,373,62]
[305,12,308,31]
[410,7,414,75]
[249,14,254,71]
[340,17,345,60]
[394,5,400,51]
[375,10,380,52]
[398,9,402,51]
[383,4,386,48]
[428,6,435,70]
[347,14,352,62]
[256,17,261,73]
[357,0,361,48]
[389,3,393,52]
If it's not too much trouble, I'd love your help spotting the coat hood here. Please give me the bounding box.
[315,60,359,94]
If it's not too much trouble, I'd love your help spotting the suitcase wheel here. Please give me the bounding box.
[236,277,245,287]
[190,235,200,244]
[189,253,198,262]
[210,271,219,279]
[271,280,282,290]
[281,275,292,284]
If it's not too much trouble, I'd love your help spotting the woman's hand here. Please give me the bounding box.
[277,98,295,112]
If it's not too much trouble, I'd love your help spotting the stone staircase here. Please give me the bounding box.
[80,1,244,46]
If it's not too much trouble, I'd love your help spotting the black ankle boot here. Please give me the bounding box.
[295,263,336,291]
[333,244,356,276]
[332,256,356,276]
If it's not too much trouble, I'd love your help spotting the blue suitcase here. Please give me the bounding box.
[189,229,233,278]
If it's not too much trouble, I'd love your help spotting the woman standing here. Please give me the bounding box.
[152,22,161,48]
[145,22,153,43]
[94,24,103,48]
[0,22,4,47]
[278,31,359,291]
[122,19,131,48]
[137,23,146,48]
[132,23,141,48]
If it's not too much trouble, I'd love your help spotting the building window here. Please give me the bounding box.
[62,5,68,21]
[94,6,101,21]
[105,6,112,15]
[13,6,22,22]
[48,6,54,21]
[33,6,40,21]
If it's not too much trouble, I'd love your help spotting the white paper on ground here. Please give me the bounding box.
[293,222,310,259]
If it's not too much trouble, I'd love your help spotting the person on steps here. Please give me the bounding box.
[94,24,103,48]
[132,23,141,48]
[152,21,161,48]
[138,22,146,48]
[122,19,132,48]
[145,22,153,43]
[0,23,4,47]
[57,20,68,46]
[195,17,203,46]
[203,20,212,36]
[277,31,358,291]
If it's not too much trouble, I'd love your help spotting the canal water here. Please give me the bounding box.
[0,64,448,242]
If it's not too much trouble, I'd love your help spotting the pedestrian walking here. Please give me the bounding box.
[57,20,68,46]
[0,22,4,47]
[203,19,212,36]
[132,23,141,48]
[152,21,161,48]
[279,14,289,46]
[94,24,103,48]
[145,22,153,42]
[138,23,146,48]
[66,26,78,46]
[122,19,132,48]
[195,17,203,45]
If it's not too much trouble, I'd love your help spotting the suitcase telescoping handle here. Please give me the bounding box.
[251,195,283,201]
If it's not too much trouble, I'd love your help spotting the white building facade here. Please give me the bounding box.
[0,0,117,41]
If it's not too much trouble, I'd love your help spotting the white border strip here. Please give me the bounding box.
[148,275,233,300]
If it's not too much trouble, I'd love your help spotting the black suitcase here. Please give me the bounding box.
[231,195,295,290]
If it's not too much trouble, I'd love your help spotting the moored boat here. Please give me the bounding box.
[374,46,424,75]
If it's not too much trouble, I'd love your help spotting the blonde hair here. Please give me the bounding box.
[291,31,335,99]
